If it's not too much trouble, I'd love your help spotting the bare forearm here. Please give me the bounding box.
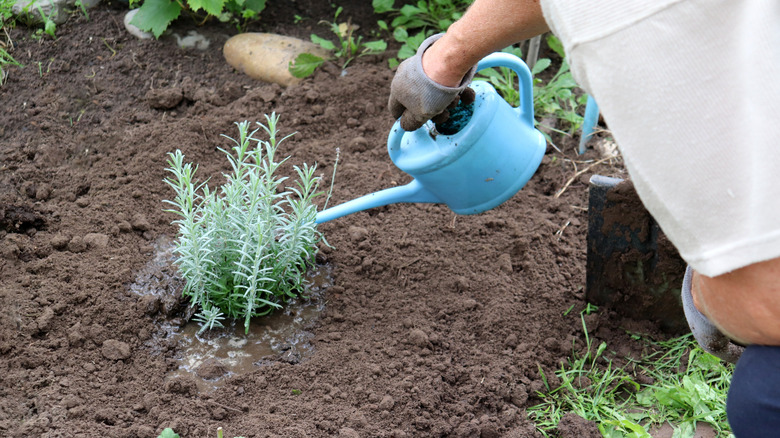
[422,0,549,87]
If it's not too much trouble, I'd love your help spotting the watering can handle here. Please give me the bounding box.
[388,52,536,156]
[476,52,536,127]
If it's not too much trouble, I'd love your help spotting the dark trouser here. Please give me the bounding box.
[727,345,780,436]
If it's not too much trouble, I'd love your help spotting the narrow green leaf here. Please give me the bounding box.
[546,34,566,58]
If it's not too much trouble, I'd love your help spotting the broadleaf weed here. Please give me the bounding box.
[373,0,472,68]
[289,6,387,78]
[164,114,323,334]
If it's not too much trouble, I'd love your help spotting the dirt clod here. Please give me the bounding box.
[196,358,229,380]
[101,339,132,361]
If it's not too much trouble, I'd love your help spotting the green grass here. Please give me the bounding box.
[528,312,734,438]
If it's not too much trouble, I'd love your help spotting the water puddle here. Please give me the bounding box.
[130,237,330,392]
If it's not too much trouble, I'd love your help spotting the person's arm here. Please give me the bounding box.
[422,0,549,87]
[388,0,549,131]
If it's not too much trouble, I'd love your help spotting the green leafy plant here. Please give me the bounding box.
[164,114,323,334]
[33,4,57,39]
[73,0,89,20]
[289,6,387,78]
[0,2,23,86]
[473,45,525,105]
[531,34,587,134]
[157,427,247,438]
[475,35,586,140]
[373,0,469,31]
[129,0,266,38]
[372,0,472,67]
[157,429,180,438]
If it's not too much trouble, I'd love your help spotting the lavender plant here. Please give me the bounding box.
[164,114,322,334]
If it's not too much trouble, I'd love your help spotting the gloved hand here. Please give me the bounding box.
[388,33,477,131]
[681,266,745,363]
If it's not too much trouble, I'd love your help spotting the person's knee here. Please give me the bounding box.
[693,257,780,345]
[727,345,780,436]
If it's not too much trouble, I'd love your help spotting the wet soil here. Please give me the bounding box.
[0,2,679,437]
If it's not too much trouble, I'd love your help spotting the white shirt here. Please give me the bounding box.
[541,0,780,276]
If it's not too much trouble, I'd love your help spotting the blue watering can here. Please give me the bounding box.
[315,52,546,224]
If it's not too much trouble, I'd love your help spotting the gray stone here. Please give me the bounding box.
[123,9,153,40]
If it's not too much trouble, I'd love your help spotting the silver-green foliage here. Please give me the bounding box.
[164,114,322,334]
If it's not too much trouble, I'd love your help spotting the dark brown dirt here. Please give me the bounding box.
[0,2,673,437]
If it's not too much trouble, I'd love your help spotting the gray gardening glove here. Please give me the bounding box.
[681,266,744,363]
[388,33,477,131]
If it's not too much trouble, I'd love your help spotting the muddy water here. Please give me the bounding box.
[131,237,331,392]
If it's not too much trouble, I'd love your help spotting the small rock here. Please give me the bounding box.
[75,197,90,208]
[124,9,153,39]
[101,339,131,361]
[173,30,210,50]
[346,118,360,128]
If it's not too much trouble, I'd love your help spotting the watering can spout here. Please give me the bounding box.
[315,180,439,224]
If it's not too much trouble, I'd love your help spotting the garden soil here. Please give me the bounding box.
[0,2,682,437]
